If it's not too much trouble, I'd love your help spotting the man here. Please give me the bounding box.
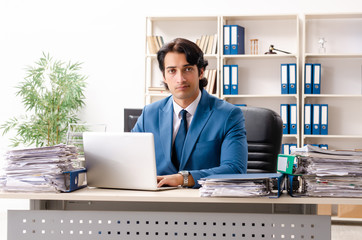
[132,38,247,188]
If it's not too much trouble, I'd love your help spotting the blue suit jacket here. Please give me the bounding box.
[132,89,248,188]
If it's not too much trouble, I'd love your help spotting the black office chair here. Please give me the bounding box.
[124,108,143,132]
[240,106,283,173]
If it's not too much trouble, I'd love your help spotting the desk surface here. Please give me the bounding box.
[1,187,362,205]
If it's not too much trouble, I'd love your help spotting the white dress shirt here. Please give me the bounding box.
[172,90,202,144]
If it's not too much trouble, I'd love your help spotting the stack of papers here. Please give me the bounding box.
[198,173,283,198]
[0,144,78,192]
[294,145,362,197]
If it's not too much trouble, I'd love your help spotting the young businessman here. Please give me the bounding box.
[132,38,248,188]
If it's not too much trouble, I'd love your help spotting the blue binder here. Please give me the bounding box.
[288,64,297,94]
[223,25,231,55]
[230,25,245,54]
[280,104,289,134]
[319,144,328,149]
[312,104,321,135]
[304,63,313,94]
[223,65,231,95]
[313,63,321,94]
[304,104,312,135]
[281,64,289,94]
[289,104,297,134]
[230,65,238,94]
[320,104,328,135]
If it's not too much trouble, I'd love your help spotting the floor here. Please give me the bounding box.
[331,222,362,240]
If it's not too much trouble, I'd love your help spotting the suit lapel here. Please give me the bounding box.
[180,90,213,170]
[159,97,178,172]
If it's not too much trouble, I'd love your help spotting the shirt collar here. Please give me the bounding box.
[172,90,202,118]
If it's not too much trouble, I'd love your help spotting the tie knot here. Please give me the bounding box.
[180,109,187,120]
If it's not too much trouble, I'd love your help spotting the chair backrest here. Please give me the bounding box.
[124,108,142,132]
[240,106,283,173]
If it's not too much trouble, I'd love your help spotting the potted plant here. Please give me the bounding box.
[1,53,87,147]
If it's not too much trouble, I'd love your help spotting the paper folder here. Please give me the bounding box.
[201,173,284,198]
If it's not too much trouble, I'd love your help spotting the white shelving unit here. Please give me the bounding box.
[302,13,362,150]
[145,13,361,151]
[145,16,220,104]
[220,15,300,147]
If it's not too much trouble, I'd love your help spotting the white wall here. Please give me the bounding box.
[0,0,361,239]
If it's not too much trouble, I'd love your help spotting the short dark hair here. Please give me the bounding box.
[157,38,208,90]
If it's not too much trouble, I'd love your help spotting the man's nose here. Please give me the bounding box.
[175,70,186,82]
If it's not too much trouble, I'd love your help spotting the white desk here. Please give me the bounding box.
[2,188,360,240]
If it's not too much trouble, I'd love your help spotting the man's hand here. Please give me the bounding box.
[157,174,183,188]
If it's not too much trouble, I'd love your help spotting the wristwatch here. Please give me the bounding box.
[178,171,189,187]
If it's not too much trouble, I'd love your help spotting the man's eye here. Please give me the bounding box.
[168,69,175,74]
[185,67,193,72]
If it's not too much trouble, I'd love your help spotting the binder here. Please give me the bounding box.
[304,63,313,94]
[288,64,297,94]
[289,104,297,134]
[223,25,231,55]
[223,65,231,95]
[280,104,289,134]
[313,63,321,94]
[62,168,87,192]
[289,144,297,154]
[287,175,306,197]
[319,144,328,149]
[230,65,238,95]
[202,173,284,198]
[230,25,245,54]
[277,154,297,175]
[282,144,290,155]
[312,104,321,135]
[281,64,289,94]
[320,104,328,135]
[304,104,312,135]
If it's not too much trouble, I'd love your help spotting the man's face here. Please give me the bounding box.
[163,52,203,107]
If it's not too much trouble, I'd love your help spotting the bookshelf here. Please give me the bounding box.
[145,13,361,150]
[301,13,362,150]
[145,16,220,104]
[220,15,300,147]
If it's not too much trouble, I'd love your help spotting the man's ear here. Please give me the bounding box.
[199,68,204,79]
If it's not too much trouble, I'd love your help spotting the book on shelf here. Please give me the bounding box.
[196,34,218,54]
[147,35,164,54]
[204,69,217,94]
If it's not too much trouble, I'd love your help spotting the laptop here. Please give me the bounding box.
[83,132,177,191]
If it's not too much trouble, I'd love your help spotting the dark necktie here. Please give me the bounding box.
[172,109,188,170]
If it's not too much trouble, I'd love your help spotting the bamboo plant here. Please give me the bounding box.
[1,53,87,147]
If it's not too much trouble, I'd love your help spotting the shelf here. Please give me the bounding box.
[223,94,298,99]
[303,135,362,139]
[222,54,298,59]
[305,53,362,58]
[224,14,298,21]
[146,93,171,97]
[305,13,362,20]
[303,94,362,98]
